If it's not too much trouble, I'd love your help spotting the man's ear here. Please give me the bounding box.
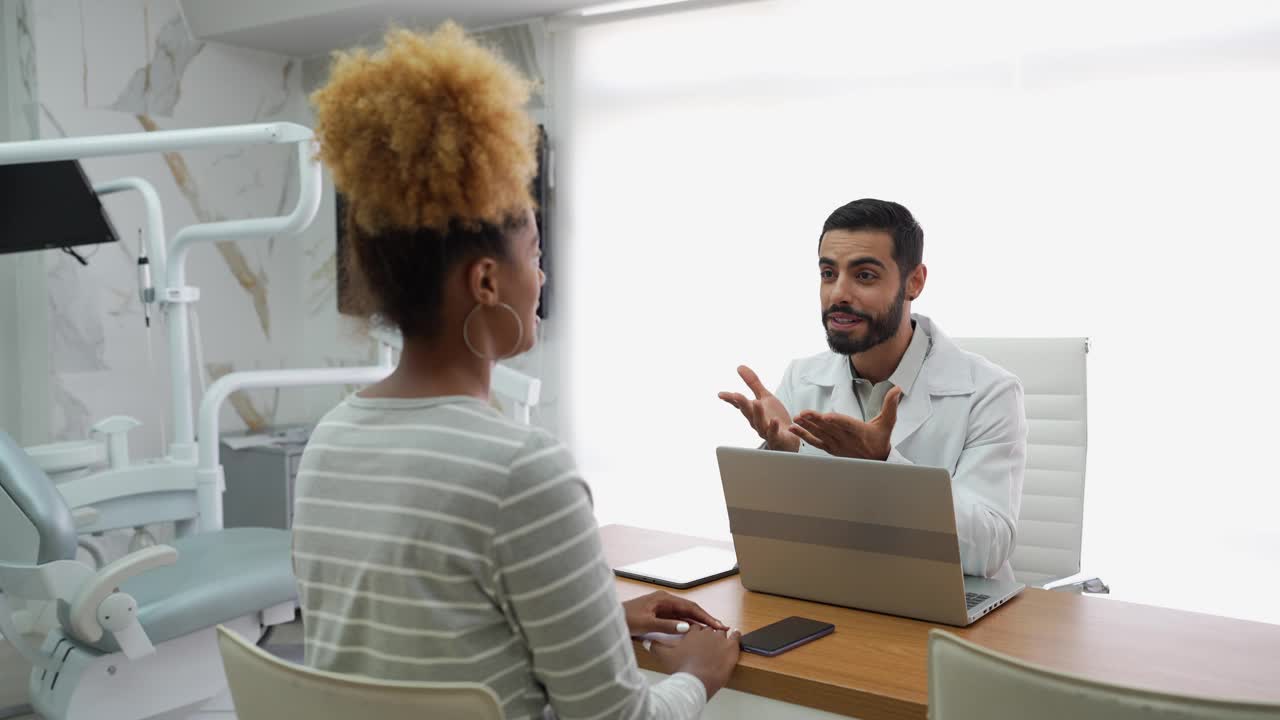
[907,264,927,301]
[468,257,501,306]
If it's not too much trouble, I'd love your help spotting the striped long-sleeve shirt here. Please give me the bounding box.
[292,395,706,719]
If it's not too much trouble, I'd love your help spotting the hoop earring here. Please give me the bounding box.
[462,303,525,361]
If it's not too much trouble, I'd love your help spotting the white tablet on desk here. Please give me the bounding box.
[614,546,739,589]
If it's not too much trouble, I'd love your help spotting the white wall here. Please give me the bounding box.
[0,0,50,446]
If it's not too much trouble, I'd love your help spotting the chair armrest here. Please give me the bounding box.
[1046,576,1110,594]
[0,560,97,672]
[0,592,57,672]
[71,507,99,528]
[68,544,178,643]
[22,438,107,476]
[0,560,93,602]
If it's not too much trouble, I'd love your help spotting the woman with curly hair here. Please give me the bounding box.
[291,23,739,719]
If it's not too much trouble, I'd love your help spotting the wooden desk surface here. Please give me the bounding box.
[603,524,1280,720]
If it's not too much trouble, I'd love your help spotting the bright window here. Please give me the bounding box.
[557,0,1280,623]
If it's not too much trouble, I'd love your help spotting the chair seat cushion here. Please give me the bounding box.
[87,527,297,653]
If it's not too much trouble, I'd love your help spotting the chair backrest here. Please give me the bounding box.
[216,626,504,720]
[492,363,542,425]
[951,338,1088,587]
[0,430,78,565]
[369,324,541,425]
[928,630,1280,720]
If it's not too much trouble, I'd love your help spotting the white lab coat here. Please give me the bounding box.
[773,315,1027,581]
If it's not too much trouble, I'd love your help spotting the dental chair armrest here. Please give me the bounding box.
[68,544,178,643]
[22,438,107,476]
[0,591,57,672]
[0,560,95,672]
[71,507,100,528]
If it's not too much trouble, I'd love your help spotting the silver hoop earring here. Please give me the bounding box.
[462,303,525,361]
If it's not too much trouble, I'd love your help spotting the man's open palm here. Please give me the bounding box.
[790,386,903,460]
[718,366,800,452]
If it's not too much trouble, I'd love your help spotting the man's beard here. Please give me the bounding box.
[823,284,906,355]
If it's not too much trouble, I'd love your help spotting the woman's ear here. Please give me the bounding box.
[468,257,501,306]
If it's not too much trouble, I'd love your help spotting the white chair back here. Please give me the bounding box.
[928,630,1280,720]
[217,626,503,720]
[369,325,541,425]
[952,338,1088,587]
[492,363,542,425]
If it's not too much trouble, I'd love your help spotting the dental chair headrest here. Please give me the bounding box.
[0,431,78,564]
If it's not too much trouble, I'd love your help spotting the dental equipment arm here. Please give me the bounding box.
[0,123,321,463]
[192,343,395,533]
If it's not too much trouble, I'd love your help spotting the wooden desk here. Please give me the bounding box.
[603,524,1280,720]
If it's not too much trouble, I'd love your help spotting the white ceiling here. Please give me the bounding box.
[179,0,595,57]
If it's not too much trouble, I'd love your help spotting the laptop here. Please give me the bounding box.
[716,447,1024,626]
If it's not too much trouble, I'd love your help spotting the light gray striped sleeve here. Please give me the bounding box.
[492,430,707,720]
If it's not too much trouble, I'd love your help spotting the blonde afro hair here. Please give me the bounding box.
[311,22,536,233]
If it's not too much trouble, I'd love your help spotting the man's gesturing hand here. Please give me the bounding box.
[718,366,800,452]
[789,386,903,460]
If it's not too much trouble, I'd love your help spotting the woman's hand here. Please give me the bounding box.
[622,591,729,635]
[647,625,741,700]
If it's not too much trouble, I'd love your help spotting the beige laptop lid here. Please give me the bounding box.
[717,446,971,626]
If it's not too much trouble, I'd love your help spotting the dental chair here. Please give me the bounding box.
[21,416,188,576]
[0,431,298,720]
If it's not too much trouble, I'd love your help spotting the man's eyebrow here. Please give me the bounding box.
[819,255,887,270]
[847,256,887,270]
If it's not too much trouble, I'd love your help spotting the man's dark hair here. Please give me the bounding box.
[820,199,923,279]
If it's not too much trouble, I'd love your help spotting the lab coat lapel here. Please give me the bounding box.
[889,317,974,448]
[799,349,935,449]
[810,353,932,444]
[889,386,932,448]
[828,370,862,420]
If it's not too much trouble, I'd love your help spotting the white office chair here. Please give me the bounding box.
[216,626,503,720]
[928,630,1280,719]
[952,337,1103,591]
[369,325,542,424]
[491,363,543,425]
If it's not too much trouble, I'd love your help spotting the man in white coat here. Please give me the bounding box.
[719,199,1027,581]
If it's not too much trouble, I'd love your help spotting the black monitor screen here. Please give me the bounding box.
[0,159,120,256]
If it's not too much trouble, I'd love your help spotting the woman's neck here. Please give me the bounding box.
[358,333,491,401]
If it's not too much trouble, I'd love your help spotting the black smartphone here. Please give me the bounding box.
[739,616,835,657]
